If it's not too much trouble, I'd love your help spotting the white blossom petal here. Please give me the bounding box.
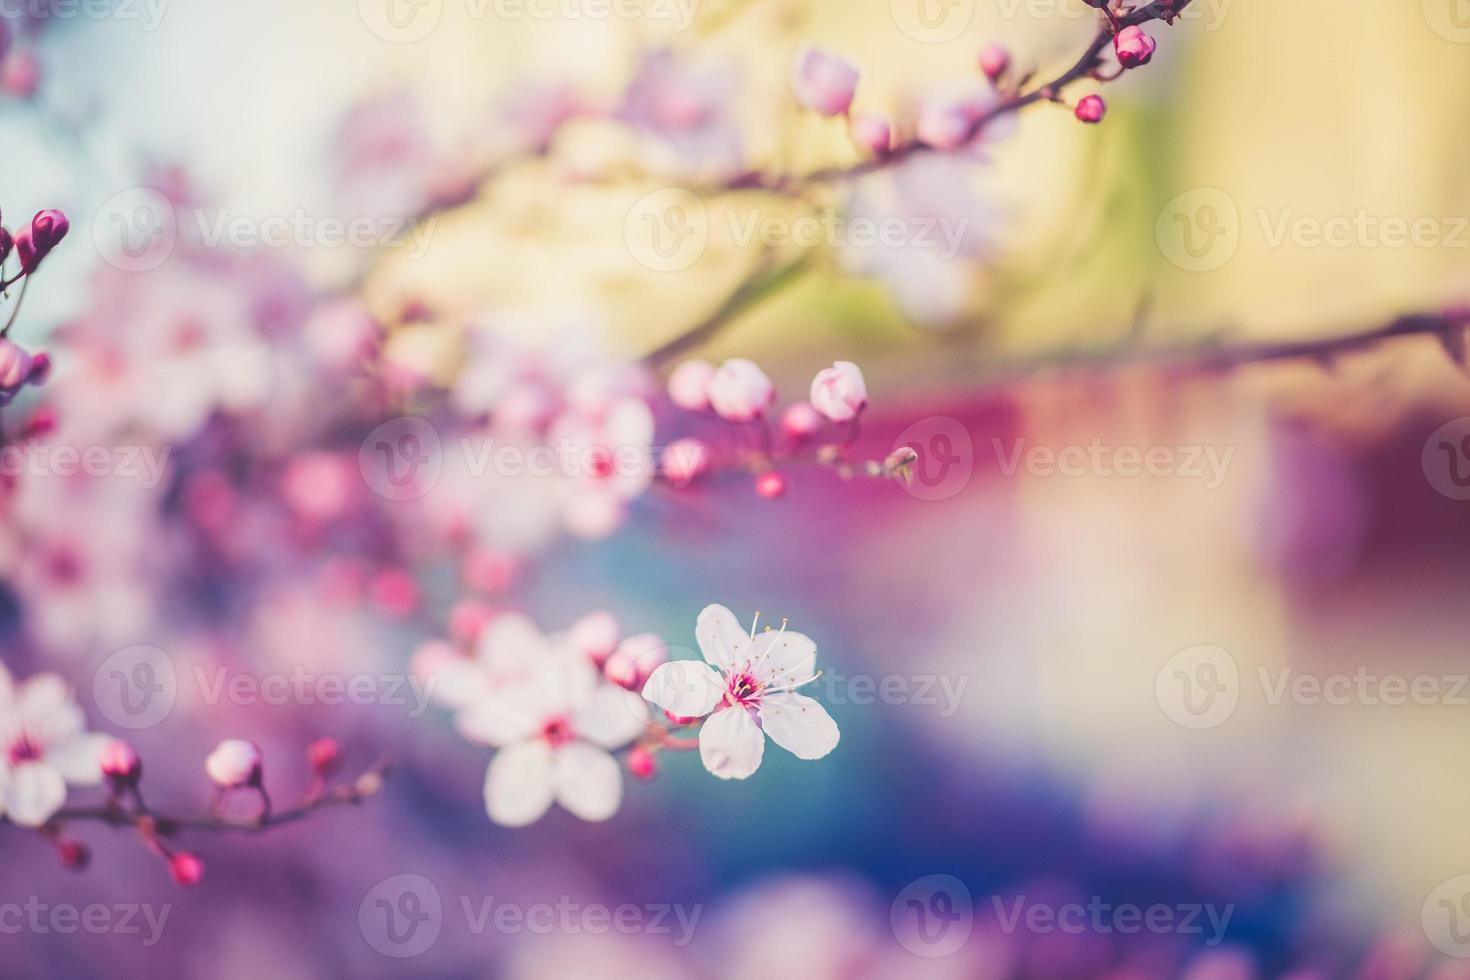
[759,693,839,760]
[554,743,622,822]
[45,733,111,785]
[456,690,543,747]
[699,705,765,780]
[696,604,750,673]
[483,741,556,827]
[5,762,67,827]
[748,629,818,689]
[573,685,649,749]
[16,675,84,744]
[641,661,725,718]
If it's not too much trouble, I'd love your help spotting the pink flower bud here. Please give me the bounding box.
[26,351,50,385]
[58,840,90,870]
[1075,94,1107,124]
[708,359,775,422]
[100,740,142,785]
[169,852,205,887]
[205,739,262,788]
[569,611,620,665]
[463,548,517,593]
[781,402,825,441]
[755,471,787,499]
[916,100,974,151]
[369,568,419,618]
[449,599,496,644]
[0,226,12,265]
[307,737,341,775]
[849,114,891,156]
[1114,26,1157,69]
[660,438,710,487]
[0,340,32,390]
[605,633,668,690]
[0,51,39,100]
[667,359,715,412]
[628,746,657,781]
[979,45,1011,82]
[809,361,867,422]
[14,209,68,273]
[791,47,859,117]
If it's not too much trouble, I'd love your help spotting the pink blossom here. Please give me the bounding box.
[169,852,205,887]
[605,633,668,690]
[707,359,775,422]
[641,605,838,779]
[1114,26,1157,69]
[849,114,891,156]
[0,51,39,99]
[791,47,859,117]
[667,359,715,411]
[809,361,867,422]
[660,438,711,487]
[980,45,1011,82]
[100,740,141,784]
[1075,94,1107,124]
[460,649,649,826]
[917,100,976,151]
[0,339,33,390]
[205,739,262,787]
[569,611,620,665]
[781,402,825,441]
[14,209,69,273]
[755,471,787,499]
[0,667,110,826]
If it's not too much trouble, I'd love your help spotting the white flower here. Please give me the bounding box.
[707,359,775,422]
[809,361,867,422]
[641,604,839,780]
[0,666,109,827]
[458,648,649,826]
[204,739,262,787]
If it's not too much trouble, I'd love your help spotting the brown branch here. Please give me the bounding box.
[47,761,389,837]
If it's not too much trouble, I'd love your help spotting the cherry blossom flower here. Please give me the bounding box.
[809,362,867,422]
[707,359,775,422]
[791,47,859,117]
[641,604,839,780]
[459,648,649,826]
[619,49,744,178]
[0,666,109,826]
[205,739,262,787]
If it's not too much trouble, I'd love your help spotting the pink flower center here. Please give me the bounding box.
[46,545,83,587]
[727,671,763,707]
[541,717,575,748]
[588,448,615,480]
[7,733,42,765]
